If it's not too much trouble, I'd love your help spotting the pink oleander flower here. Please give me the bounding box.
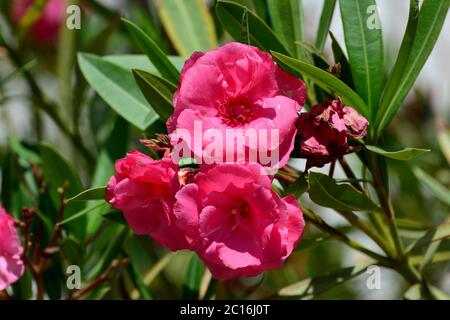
[0,207,24,291]
[173,164,304,280]
[106,151,190,251]
[297,99,368,169]
[168,42,306,170]
[11,0,66,46]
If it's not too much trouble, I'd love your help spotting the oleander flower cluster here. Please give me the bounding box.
[0,207,24,291]
[106,42,368,279]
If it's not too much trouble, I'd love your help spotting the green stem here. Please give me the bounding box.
[303,208,393,267]
[338,210,396,258]
[338,157,395,255]
[369,153,403,260]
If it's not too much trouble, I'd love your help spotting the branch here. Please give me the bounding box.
[69,258,130,300]
[302,208,393,267]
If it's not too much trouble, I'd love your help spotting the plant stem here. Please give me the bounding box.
[338,210,396,258]
[303,208,393,267]
[338,157,363,192]
[328,160,336,177]
[69,258,130,300]
[338,157,395,256]
[369,153,404,260]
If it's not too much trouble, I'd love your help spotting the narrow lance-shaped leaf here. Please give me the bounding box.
[407,221,450,253]
[103,55,184,73]
[375,0,419,133]
[339,0,384,120]
[122,18,180,85]
[216,1,290,55]
[330,32,354,88]
[155,0,217,56]
[295,235,331,252]
[365,145,430,161]
[278,264,368,298]
[78,53,158,130]
[58,202,108,226]
[308,172,382,212]
[286,172,309,198]
[67,187,106,203]
[413,167,450,207]
[8,138,41,164]
[183,254,204,299]
[437,118,450,166]
[267,0,304,58]
[87,117,129,235]
[375,0,450,135]
[271,51,369,117]
[404,284,423,300]
[229,0,268,21]
[294,41,329,66]
[316,0,336,50]
[133,69,176,121]
[128,264,154,300]
[40,144,86,240]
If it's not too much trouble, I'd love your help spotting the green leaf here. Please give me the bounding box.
[122,19,180,85]
[437,118,450,166]
[419,239,441,272]
[87,226,128,280]
[141,252,176,287]
[271,51,369,117]
[103,55,184,73]
[67,187,106,203]
[397,218,431,231]
[286,172,309,198]
[40,144,86,239]
[78,53,158,130]
[428,284,450,300]
[216,1,290,55]
[375,0,449,135]
[294,41,329,66]
[339,0,383,120]
[376,0,419,133]
[267,0,304,58]
[365,145,430,160]
[278,264,368,298]
[87,117,129,235]
[413,167,450,207]
[125,236,155,300]
[229,0,268,21]
[102,210,127,225]
[315,0,336,50]
[295,235,331,251]
[404,284,423,300]
[156,0,217,56]
[182,254,204,300]
[132,69,176,121]
[330,32,354,88]
[308,172,382,212]
[58,202,108,226]
[128,263,154,300]
[8,138,41,164]
[407,221,450,253]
